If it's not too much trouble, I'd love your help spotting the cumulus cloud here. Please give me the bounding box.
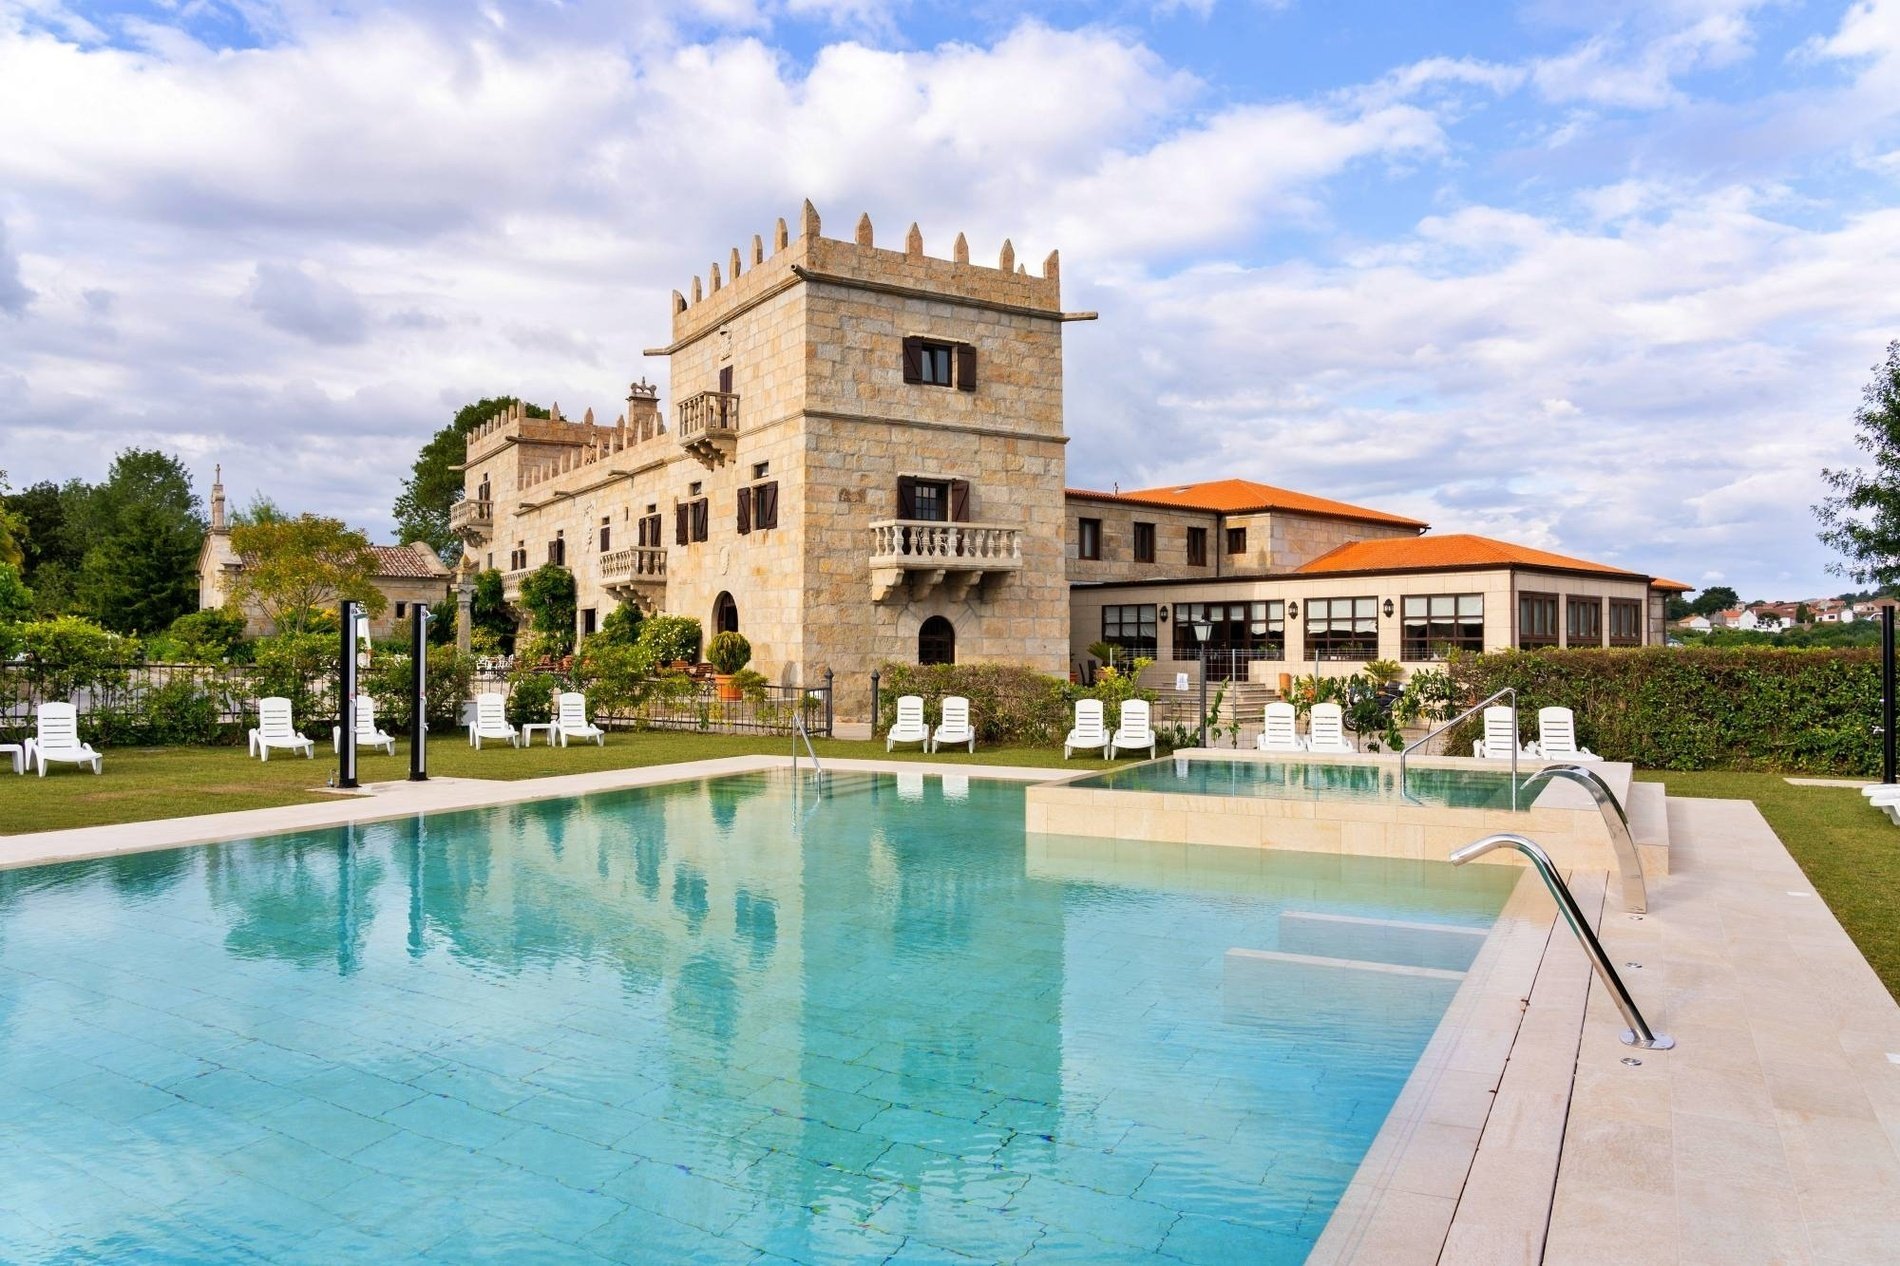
[0,220,33,316]
[245,262,370,346]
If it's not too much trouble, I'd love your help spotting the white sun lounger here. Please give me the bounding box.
[886,695,930,753]
[1256,701,1303,752]
[31,703,103,775]
[1064,699,1108,759]
[931,695,975,754]
[1109,699,1156,760]
[249,697,314,762]
[332,695,397,756]
[1533,706,1600,762]
[1471,705,1528,760]
[1305,702,1356,755]
[467,692,518,749]
[555,692,605,746]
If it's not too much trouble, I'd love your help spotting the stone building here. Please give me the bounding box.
[197,469,452,639]
[455,201,1685,719]
[456,202,1085,718]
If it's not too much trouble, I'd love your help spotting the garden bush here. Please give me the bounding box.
[363,645,476,734]
[571,640,659,721]
[506,669,558,727]
[162,608,251,663]
[875,661,1071,745]
[1446,646,1881,774]
[15,616,134,699]
[252,632,337,728]
[637,613,702,665]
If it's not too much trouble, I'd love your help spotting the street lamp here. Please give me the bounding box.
[1191,616,1213,748]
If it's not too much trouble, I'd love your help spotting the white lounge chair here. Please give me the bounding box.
[331,695,397,756]
[931,695,975,754]
[249,697,314,762]
[555,691,605,747]
[1064,699,1108,759]
[1109,699,1156,760]
[1256,701,1303,753]
[1534,707,1600,762]
[31,703,102,776]
[886,695,930,753]
[1471,705,1528,760]
[467,692,519,749]
[1306,702,1356,755]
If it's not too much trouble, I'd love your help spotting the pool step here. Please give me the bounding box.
[1278,911,1488,973]
[1625,780,1671,877]
[1222,946,1467,1027]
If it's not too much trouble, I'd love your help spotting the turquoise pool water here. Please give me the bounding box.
[1068,756,1534,810]
[0,772,1516,1264]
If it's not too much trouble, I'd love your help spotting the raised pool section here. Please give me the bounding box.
[0,770,1518,1264]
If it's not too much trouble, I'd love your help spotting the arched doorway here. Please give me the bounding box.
[712,592,739,635]
[918,615,955,665]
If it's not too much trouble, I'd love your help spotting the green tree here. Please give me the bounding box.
[1688,585,1740,618]
[470,569,516,653]
[1796,602,1813,624]
[393,397,547,561]
[1664,595,1692,621]
[232,494,286,527]
[0,471,24,568]
[518,563,577,658]
[5,478,86,613]
[227,515,386,636]
[0,562,32,626]
[1818,340,1900,584]
[73,449,206,634]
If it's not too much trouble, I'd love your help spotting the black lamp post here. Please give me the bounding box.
[1191,616,1213,747]
[410,606,432,782]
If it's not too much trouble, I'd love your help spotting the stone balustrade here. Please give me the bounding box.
[600,546,668,584]
[868,520,1022,603]
[449,498,494,540]
[677,391,740,466]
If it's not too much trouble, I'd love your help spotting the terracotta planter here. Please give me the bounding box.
[715,673,741,702]
[1278,672,1293,695]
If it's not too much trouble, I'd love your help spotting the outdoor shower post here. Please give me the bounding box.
[1884,604,1896,785]
[409,607,430,782]
[870,669,880,735]
[823,668,834,737]
[338,599,359,789]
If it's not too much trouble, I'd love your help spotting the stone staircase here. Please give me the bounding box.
[1626,778,1672,877]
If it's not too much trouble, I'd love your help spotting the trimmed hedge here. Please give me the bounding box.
[875,662,1072,745]
[1448,647,1880,774]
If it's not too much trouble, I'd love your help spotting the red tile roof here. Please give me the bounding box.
[369,545,445,578]
[1650,577,1693,592]
[1066,478,1426,529]
[1294,533,1646,580]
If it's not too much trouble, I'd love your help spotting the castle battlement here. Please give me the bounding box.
[659,201,1063,351]
[465,382,666,475]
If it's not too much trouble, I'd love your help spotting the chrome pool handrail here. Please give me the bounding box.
[1451,831,1674,1050]
[1401,688,1517,807]
[1521,764,1647,914]
[792,708,824,779]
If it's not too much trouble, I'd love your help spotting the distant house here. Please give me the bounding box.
[195,469,452,638]
[1679,615,1713,632]
[1811,599,1854,624]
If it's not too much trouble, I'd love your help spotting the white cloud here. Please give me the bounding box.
[245,263,370,346]
[0,220,31,315]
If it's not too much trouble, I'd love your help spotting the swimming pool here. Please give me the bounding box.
[0,771,1516,1263]
[1068,756,1533,810]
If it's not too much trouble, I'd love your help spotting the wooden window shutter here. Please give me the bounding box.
[675,504,688,546]
[901,337,923,384]
[949,479,971,523]
[758,481,779,529]
[736,486,752,535]
[896,475,917,519]
[692,498,709,542]
[718,364,733,394]
[955,343,977,392]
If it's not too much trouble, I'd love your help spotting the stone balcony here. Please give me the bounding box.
[869,520,1022,603]
[500,567,533,602]
[599,546,668,611]
[677,391,739,467]
[449,498,494,543]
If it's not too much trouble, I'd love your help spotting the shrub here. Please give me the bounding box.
[596,603,644,647]
[571,640,658,720]
[165,608,250,663]
[136,676,224,745]
[364,645,476,733]
[252,631,337,727]
[16,616,134,699]
[637,613,702,665]
[1077,658,1155,711]
[507,670,558,726]
[729,667,769,703]
[518,564,577,656]
[875,661,1071,744]
[1447,646,1882,774]
[707,631,752,675]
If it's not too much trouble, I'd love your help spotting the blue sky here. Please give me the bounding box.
[3,0,1900,599]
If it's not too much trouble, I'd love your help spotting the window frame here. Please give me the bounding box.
[1307,596,1380,661]
[1077,517,1102,561]
[1171,600,1286,661]
[1132,521,1156,564]
[1100,604,1159,660]
[1186,526,1209,567]
[1567,595,1603,646]
[1401,593,1484,661]
[1518,592,1560,649]
[1608,598,1644,646]
[1225,526,1247,556]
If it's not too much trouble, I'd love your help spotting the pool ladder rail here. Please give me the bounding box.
[1452,831,1675,1051]
[791,709,825,780]
[1521,764,1648,915]
[1401,687,1518,808]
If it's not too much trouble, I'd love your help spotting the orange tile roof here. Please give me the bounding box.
[369,545,446,579]
[1294,533,1647,580]
[1065,478,1426,529]
[1650,577,1693,592]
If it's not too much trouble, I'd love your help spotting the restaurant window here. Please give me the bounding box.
[1077,517,1102,561]
[1567,596,1603,646]
[1100,604,1158,660]
[1226,527,1247,555]
[1609,598,1644,646]
[1186,527,1208,567]
[1519,592,1559,649]
[1402,594,1484,660]
[1171,601,1287,668]
[1308,596,1379,661]
[1133,521,1156,563]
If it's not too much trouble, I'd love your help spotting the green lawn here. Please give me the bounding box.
[1636,770,1900,1002]
[0,732,1131,836]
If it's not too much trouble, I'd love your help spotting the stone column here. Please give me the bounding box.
[456,580,473,653]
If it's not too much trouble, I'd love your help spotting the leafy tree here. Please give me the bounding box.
[393,396,547,561]
[164,608,250,662]
[232,494,286,527]
[596,601,644,648]
[6,478,86,611]
[1665,595,1692,621]
[0,471,24,568]
[226,515,386,636]
[1796,602,1813,624]
[73,449,206,634]
[1817,340,1900,584]
[470,569,516,653]
[0,562,33,625]
[518,563,576,657]
[1687,585,1740,617]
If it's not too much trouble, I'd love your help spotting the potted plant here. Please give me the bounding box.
[707,631,752,701]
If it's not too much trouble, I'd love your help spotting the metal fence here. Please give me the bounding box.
[0,663,270,743]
